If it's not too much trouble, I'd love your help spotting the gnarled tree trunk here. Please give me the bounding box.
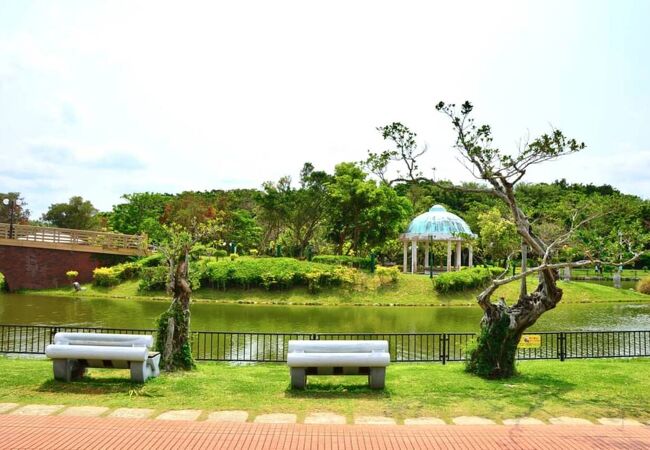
[467,267,562,378]
[156,257,195,371]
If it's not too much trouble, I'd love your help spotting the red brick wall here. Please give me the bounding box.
[0,246,126,291]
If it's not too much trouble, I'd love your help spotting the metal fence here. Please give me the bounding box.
[1,324,650,363]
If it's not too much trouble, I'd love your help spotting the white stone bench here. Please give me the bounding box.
[287,340,390,389]
[45,332,160,383]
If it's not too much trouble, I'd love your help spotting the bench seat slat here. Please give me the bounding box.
[288,340,388,353]
[287,352,390,367]
[46,344,148,362]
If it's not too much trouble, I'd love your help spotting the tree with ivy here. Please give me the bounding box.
[156,220,222,371]
[372,101,646,378]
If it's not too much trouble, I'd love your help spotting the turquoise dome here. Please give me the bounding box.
[401,205,474,240]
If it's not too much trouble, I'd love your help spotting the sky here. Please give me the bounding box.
[1,0,649,217]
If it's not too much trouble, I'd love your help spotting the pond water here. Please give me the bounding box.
[1,293,649,332]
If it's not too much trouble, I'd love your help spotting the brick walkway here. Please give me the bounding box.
[1,416,650,449]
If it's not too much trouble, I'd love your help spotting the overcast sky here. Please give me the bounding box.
[1,1,649,217]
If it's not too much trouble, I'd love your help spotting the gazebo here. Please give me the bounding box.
[399,204,475,273]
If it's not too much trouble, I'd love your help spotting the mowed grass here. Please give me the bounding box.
[27,273,650,307]
[1,357,650,422]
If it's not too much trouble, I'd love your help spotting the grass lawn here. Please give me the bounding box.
[1,356,649,422]
[25,274,650,307]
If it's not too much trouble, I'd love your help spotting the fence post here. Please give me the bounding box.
[440,334,447,365]
[49,327,60,344]
[558,332,566,361]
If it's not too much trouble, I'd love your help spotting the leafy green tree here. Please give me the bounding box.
[109,192,171,241]
[477,207,519,267]
[326,162,411,255]
[257,163,331,256]
[41,196,99,230]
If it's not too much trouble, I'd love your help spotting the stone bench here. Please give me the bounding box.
[45,332,160,383]
[287,340,390,389]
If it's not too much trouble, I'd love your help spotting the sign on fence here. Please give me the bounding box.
[518,335,541,349]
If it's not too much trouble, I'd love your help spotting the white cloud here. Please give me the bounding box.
[0,0,648,217]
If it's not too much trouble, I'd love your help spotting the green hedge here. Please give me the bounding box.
[139,266,168,291]
[92,254,164,287]
[312,255,372,269]
[432,266,504,294]
[195,257,358,292]
[0,272,5,290]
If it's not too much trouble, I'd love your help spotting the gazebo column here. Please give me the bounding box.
[468,245,473,268]
[455,241,462,270]
[402,241,408,273]
[446,240,452,272]
[411,240,417,273]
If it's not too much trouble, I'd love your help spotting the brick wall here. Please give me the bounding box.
[0,246,127,291]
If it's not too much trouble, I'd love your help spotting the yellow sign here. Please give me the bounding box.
[518,335,541,349]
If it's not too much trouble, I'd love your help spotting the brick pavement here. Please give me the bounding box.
[1,415,650,449]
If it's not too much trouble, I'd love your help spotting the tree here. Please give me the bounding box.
[257,163,331,256]
[477,207,519,267]
[42,196,99,230]
[433,101,645,378]
[0,192,30,224]
[375,101,646,378]
[109,192,172,242]
[156,220,222,371]
[326,162,411,255]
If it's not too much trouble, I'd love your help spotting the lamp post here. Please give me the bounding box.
[2,197,22,239]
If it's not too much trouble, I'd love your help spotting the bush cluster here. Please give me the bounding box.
[312,255,372,269]
[637,276,650,295]
[193,257,359,292]
[92,256,161,287]
[0,272,5,290]
[432,266,504,294]
[139,266,168,291]
[375,266,400,285]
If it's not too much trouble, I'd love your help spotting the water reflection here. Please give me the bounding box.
[1,293,649,332]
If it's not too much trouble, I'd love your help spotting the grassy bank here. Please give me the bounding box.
[23,274,650,306]
[1,357,649,422]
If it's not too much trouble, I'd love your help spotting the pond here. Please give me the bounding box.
[1,293,649,332]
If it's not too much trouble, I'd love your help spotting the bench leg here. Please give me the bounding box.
[147,354,161,378]
[130,362,148,383]
[53,359,86,382]
[290,368,306,389]
[368,368,386,389]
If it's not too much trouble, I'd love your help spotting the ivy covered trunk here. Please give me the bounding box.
[466,268,562,378]
[156,257,195,371]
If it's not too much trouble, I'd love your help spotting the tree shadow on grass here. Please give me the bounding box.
[501,371,578,417]
[284,379,391,399]
[37,376,161,397]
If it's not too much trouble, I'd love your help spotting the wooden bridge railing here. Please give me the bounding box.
[0,223,147,255]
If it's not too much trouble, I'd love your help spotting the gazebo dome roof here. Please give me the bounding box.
[400,205,475,241]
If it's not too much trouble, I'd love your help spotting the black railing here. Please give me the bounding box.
[1,324,650,363]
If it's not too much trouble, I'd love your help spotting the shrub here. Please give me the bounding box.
[139,266,168,291]
[92,267,121,287]
[637,276,650,295]
[199,257,361,292]
[432,266,503,294]
[230,253,239,261]
[65,270,79,281]
[376,266,400,285]
[312,255,372,269]
[214,249,228,260]
[137,253,165,267]
[0,272,4,290]
[249,249,259,257]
